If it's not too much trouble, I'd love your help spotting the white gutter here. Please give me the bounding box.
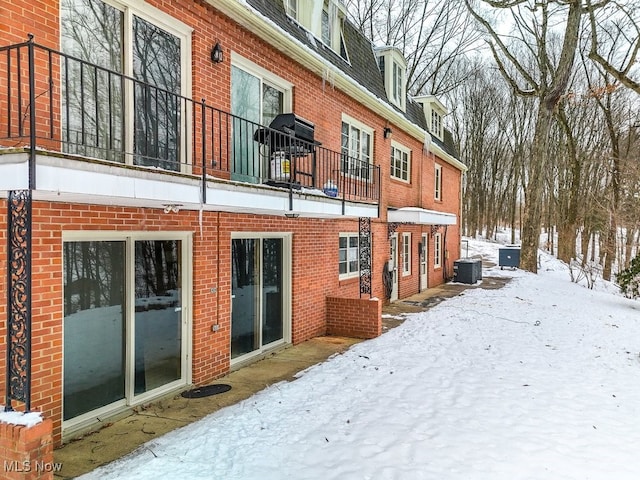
[208,0,467,172]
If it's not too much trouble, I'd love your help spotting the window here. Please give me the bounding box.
[61,0,191,171]
[392,61,403,104]
[339,233,359,279]
[434,232,442,268]
[317,1,348,61]
[321,8,331,45]
[230,54,292,182]
[341,114,373,179]
[431,110,442,139]
[391,143,410,182]
[284,0,298,19]
[435,164,442,201]
[402,233,411,276]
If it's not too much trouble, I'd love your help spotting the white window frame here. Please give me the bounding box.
[434,232,442,269]
[435,163,442,201]
[230,232,293,366]
[402,232,411,276]
[231,52,294,119]
[392,61,403,104]
[339,233,360,279]
[431,109,442,140]
[61,0,193,171]
[61,230,193,434]
[341,113,373,180]
[391,141,411,182]
[284,0,298,19]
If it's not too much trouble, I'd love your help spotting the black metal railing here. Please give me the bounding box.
[0,39,381,207]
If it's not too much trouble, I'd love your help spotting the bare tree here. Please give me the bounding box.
[448,58,533,240]
[462,0,606,273]
[344,0,482,95]
[587,0,640,94]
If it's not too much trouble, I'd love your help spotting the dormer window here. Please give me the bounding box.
[414,95,447,141]
[284,0,298,20]
[320,1,347,59]
[376,47,407,112]
[431,110,442,139]
[392,61,403,104]
[321,8,330,45]
[290,0,348,60]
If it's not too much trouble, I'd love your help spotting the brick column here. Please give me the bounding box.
[0,419,55,480]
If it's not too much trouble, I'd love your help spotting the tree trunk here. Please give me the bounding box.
[520,108,554,273]
[602,221,616,280]
[557,222,577,264]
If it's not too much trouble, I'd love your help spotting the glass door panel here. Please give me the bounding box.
[134,240,182,394]
[231,239,260,358]
[262,84,283,126]
[133,15,182,171]
[231,66,261,182]
[61,0,125,162]
[63,241,126,420]
[262,238,283,346]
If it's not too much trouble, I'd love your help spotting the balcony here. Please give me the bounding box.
[0,39,380,218]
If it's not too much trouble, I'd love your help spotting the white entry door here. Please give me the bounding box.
[420,233,428,291]
[389,234,399,301]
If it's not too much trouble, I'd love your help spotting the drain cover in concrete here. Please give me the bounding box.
[181,384,232,398]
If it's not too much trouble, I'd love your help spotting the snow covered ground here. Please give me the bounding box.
[80,238,640,480]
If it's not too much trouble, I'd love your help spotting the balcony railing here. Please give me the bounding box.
[0,38,380,209]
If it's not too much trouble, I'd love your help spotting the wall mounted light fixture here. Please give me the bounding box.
[383,126,393,139]
[211,42,224,63]
[284,212,300,218]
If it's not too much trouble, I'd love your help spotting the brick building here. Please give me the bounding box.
[0,0,466,444]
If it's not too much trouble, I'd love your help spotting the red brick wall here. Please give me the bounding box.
[0,0,464,445]
[326,296,381,339]
[0,419,54,480]
[1,201,378,443]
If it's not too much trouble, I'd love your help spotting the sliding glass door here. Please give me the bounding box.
[63,235,189,423]
[231,235,290,361]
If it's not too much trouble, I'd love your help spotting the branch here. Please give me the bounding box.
[463,0,539,92]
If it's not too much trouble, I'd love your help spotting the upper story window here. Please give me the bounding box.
[376,47,406,111]
[341,114,373,179]
[435,163,442,201]
[431,110,443,139]
[339,233,359,279]
[392,61,403,104]
[61,0,191,171]
[321,8,331,45]
[414,95,448,142]
[284,0,298,19]
[391,142,410,182]
[289,0,348,60]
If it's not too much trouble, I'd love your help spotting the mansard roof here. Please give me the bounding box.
[245,0,460,162]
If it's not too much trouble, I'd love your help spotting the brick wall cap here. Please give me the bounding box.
[0,409,43,427]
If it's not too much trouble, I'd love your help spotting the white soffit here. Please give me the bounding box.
[388,207,457,225]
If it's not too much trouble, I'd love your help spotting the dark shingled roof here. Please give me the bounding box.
[245,0,460,162]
